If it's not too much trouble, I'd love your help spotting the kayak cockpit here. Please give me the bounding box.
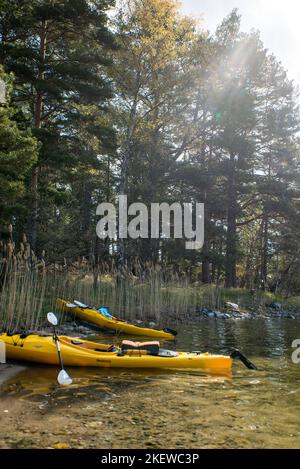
[60,337,117,353]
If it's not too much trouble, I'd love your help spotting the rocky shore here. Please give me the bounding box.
[3,301,298,344]
[41,301,300,339]
[195,302,298,321]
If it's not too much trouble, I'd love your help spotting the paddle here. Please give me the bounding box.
[163,328,178,337]
[73,300,89,308]
[47,312,72,386]
[230,350,257,370]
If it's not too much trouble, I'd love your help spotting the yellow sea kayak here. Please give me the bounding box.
[56,298,177,340]
[0,333,232,373]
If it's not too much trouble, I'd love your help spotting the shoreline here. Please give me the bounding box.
[3,312,298,342]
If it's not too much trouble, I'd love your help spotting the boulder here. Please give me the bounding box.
[225,302,240,312]
[207,311,215,318]
[269,302,282,310]
[214,311,225,319]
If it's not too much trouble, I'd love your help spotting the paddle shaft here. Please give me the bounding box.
[53,326,64,369]
[231,350,257,370]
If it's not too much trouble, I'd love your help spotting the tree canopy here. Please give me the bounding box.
[0,0,299,293]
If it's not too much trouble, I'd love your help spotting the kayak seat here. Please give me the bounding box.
[121,340,160,356]
[71,340,83,345]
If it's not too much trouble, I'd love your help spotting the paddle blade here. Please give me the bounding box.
[57,369,72,386]
[163,328,178,337]
[231,350,257,370]
[74,300,88,308]
[47,312,58,326]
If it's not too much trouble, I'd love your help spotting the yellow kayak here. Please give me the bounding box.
[56,298,177,340]
[0,333,232,373]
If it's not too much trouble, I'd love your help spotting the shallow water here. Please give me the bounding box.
[0,318,300,448]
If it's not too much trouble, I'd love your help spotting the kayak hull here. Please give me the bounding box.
[56,299,176,340]
[0,334,232,373]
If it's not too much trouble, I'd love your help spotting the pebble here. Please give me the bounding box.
[53,442,70,449]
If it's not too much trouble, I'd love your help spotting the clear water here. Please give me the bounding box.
[0,318,300,449]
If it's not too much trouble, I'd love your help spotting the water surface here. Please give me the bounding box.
[0,318,299,448]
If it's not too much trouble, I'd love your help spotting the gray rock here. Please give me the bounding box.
[214,311,225,319]
[207,312,215,318]
[286,313,296,319]
[76,326,92,334]
[231,312,240,318]
[197,307,208,315]
[134,320,143,325]
[270,302,282,310]
[61,325,74,331]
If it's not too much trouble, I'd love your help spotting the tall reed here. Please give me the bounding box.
[0,236,284,332]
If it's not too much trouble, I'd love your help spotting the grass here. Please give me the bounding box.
[1,239,299,333]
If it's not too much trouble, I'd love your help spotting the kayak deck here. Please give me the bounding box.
[56,298,177,340]
[0,334,232,373]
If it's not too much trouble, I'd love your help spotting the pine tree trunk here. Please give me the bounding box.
[82,180,92,232]
[118,77,139,272]
[201,189,210,283]
[225,152,237,288]
[82,178,92,260]
[260,212,269,290]
[202,241,210,283]
[260,161,271,290]
[29,20,47,251]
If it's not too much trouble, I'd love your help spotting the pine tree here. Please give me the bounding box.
[111,0,197,265]
[0,0,116,251]
[0,65,38,225]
